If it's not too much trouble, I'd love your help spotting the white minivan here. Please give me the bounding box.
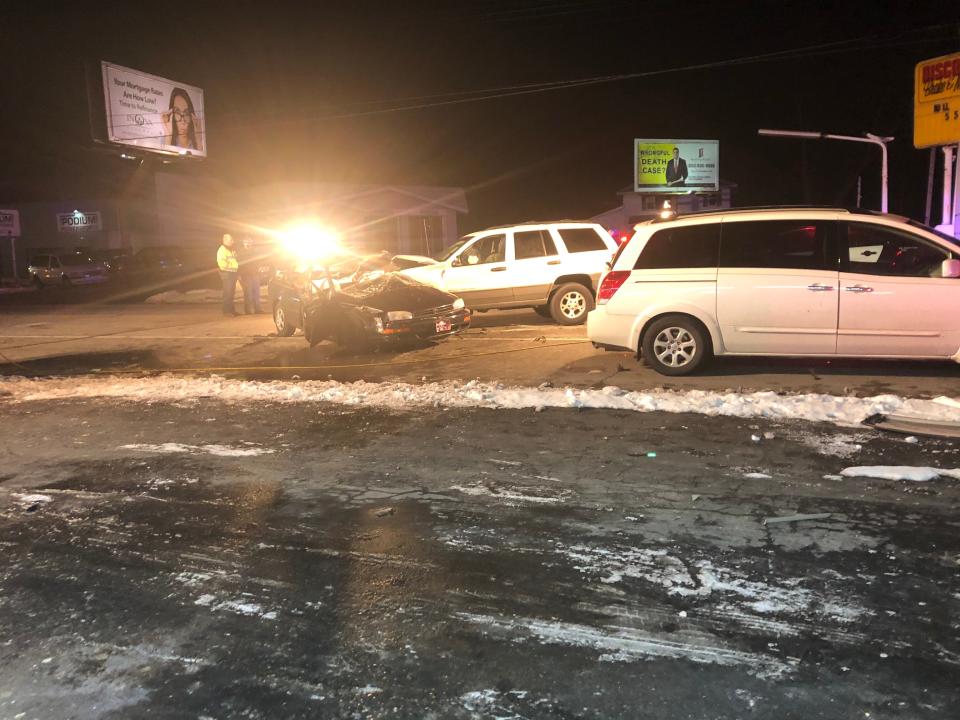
[587,208,960,375]
[400,222,618,325]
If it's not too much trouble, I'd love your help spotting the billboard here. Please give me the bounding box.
[634,139,719,193]
[914,52,960,148]
[101,62,206,157]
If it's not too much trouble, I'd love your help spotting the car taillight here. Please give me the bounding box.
[597,270,630,304]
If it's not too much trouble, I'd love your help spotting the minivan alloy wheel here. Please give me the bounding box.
[653,326,697,367]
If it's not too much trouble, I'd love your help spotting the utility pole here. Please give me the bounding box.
[758,129,894,213]
[942,146,954,227]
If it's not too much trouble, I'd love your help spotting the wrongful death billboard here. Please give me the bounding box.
[634,139,719,192]
[101,62,206,157]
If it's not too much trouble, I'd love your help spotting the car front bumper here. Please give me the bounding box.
[378,308,472,342]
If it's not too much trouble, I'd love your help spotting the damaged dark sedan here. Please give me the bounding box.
[269,262,471,349]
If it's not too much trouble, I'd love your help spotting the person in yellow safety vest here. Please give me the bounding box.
[217,233,240,316]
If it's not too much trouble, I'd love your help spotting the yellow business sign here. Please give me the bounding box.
[914,52,960,148]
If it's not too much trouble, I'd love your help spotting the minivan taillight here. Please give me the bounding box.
[596,270,630,304]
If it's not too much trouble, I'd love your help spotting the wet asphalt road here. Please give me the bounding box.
[1,395,959,719]
[3,303,960,398]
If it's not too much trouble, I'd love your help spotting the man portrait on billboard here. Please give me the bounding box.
[161,87,204,153]
[665,147,689,187]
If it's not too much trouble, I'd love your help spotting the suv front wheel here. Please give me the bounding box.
[641,315,711,376]
[549,282,594,325]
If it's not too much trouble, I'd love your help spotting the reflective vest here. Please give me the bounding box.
[217,245,238,272]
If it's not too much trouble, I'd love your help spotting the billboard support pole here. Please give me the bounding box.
[942,145,954,227]
[7,233,16,281]
[954,142,960,237]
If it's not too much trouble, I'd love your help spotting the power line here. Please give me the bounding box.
[103,25,957,138]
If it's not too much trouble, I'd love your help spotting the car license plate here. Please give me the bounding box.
[435,319,452,333]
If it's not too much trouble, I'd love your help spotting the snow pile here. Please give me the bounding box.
[840,466,960,482]
[2,374,959,427]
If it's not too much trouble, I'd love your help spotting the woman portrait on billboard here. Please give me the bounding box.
[161,87,204,153]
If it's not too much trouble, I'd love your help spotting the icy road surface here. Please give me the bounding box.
[0,387,958,718]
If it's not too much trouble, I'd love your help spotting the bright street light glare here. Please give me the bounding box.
[278,220,343,262]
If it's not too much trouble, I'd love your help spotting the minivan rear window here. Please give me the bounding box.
[634,224,720,269]
[719,220,830,271]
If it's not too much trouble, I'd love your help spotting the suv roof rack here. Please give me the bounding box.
[646,205,913,226]
[467,219,597,234]
[686,205,855,218]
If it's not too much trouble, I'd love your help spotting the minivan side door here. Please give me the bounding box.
[716,218,839,354]
[837,221,960,357]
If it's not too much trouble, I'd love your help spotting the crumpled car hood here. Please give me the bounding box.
[338,273,458,312]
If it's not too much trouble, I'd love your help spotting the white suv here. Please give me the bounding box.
[588,208,960,375]
[400,222,618,325]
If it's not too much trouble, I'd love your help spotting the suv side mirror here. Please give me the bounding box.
[943,258,960,278]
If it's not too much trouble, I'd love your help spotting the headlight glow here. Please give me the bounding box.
[386,310,413,322]
[452,298,465,310]
[277,220,342,262]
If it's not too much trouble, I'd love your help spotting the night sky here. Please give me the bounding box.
[4,1,959,232]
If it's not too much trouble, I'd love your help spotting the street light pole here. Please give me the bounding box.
[758,129,895,213]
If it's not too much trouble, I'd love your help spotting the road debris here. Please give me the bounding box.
[862,413,960,439]
[841,466,960,482]
[763,513,831,526]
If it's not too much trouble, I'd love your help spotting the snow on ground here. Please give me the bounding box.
[119,442,274,457]
[451,483,571,505]
[11,493,53,506]
[558,543,868,623]
[840,466,960,482]
[2,375,960,428]
[194,594,276,620]
[456,612,795,679]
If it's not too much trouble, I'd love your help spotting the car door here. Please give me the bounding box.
[837,221,960,357]
[509,228,561,304]
[442,233,513,307]
[552,225,618,288]
[716,218,839,354]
